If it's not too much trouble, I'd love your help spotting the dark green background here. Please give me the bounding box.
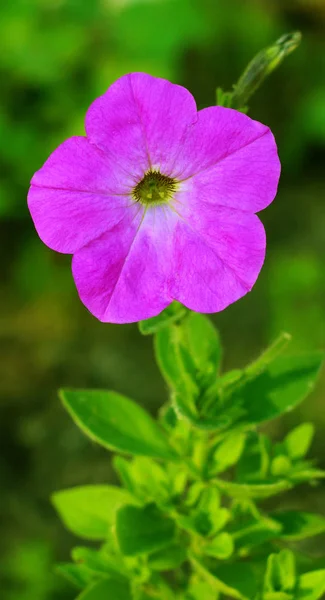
[0,0,324,598]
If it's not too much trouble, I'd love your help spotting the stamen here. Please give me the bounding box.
[132,170,178,206]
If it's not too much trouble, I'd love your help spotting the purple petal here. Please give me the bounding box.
[72,207,177,323]
[173,106,280,212]
[28,137,137,253]
[86,73,197,176]
[169,201,266,313]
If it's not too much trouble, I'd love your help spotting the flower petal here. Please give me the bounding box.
[86,73,198,176]
[30,136,137,195]
[169,202,266,313]
[173,106,280,212]
[72,207,177,323]
[28,137,137,254]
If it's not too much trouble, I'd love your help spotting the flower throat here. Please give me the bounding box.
[132,170,178,206]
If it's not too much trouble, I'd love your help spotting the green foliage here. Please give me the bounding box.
[55,563,92,590]
[76,578,132,600]
[272,511,325,541]
[60,389,175,460]
[54,312,325,599]
[116,503,176,556]
[139,302,188,335]
[51,485,133,540]
[296,570,325,600]
[262,550,325,600]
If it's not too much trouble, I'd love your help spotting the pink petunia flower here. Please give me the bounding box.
[28,73,280,324]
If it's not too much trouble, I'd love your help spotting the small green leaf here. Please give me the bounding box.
[296,570,325,600]
[60,389,175,460]
[185,578,217,600]
[263,593,293,600]
[232,516,282,551]
[148,544,187,571]
[55,563,92,589]
[278,549,296,592]
[139,302,187,335]
[193,557,258,600]
[71,547,126,579]
[237,432,271,482]
[264,550,296,596]
[77,578,132,600]
[116,503,175,556]
[229,353,324,426]
[289,467,325,484]
[273,511,325,541]
[211,431,246,474]
[154,315,221,401]
[113,456,170,504]
[155,325,198,398]
[184,313,222,374]
[177,507,230,539]
[285,423,314,460]
[271,456,292,477]
[52,485,131,540]
[216,478,292,500]
[183,486,230,537]
[216,87,234,108]
[203,532,234,560]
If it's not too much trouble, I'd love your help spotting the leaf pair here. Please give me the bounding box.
[155,314,323,434]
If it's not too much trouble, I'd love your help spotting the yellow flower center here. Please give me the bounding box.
[132,170,178,206]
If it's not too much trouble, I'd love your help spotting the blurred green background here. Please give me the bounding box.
[0,0,324,598]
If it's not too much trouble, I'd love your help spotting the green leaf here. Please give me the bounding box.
[216,478,292,500]
[203,532,234,560]
[155,324,198,397]
[285,423,314,460]
[216,87,234,108]
[148,544,187,571]
[229,353,324,426]
[77,578,132,600]
[237,432,271,482]
[155,315,222,426]
[197,487,231,535]
[139,302,187,335]
[232,516,282,551]
[185,578,217,600]
[116,503,175,556]
[289,466,325,484]
[71,547,126,579]
[211,431,246,474]
[113,456,171,505]
[60,389,175,460]
[278,549,296,592]
[52,485,131,540]
[270,456,292,477]
[178,487,231,537]
[296,570,325,600]
[184,313,222,374]
[263,592,293,600]
[192,557,258,600]
[273,511,325,541]
[264,550,296,595]
[55,562,93,589]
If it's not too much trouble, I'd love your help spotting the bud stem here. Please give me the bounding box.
[222,32,302,110]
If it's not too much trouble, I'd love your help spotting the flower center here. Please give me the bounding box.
[132,170,178,205]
